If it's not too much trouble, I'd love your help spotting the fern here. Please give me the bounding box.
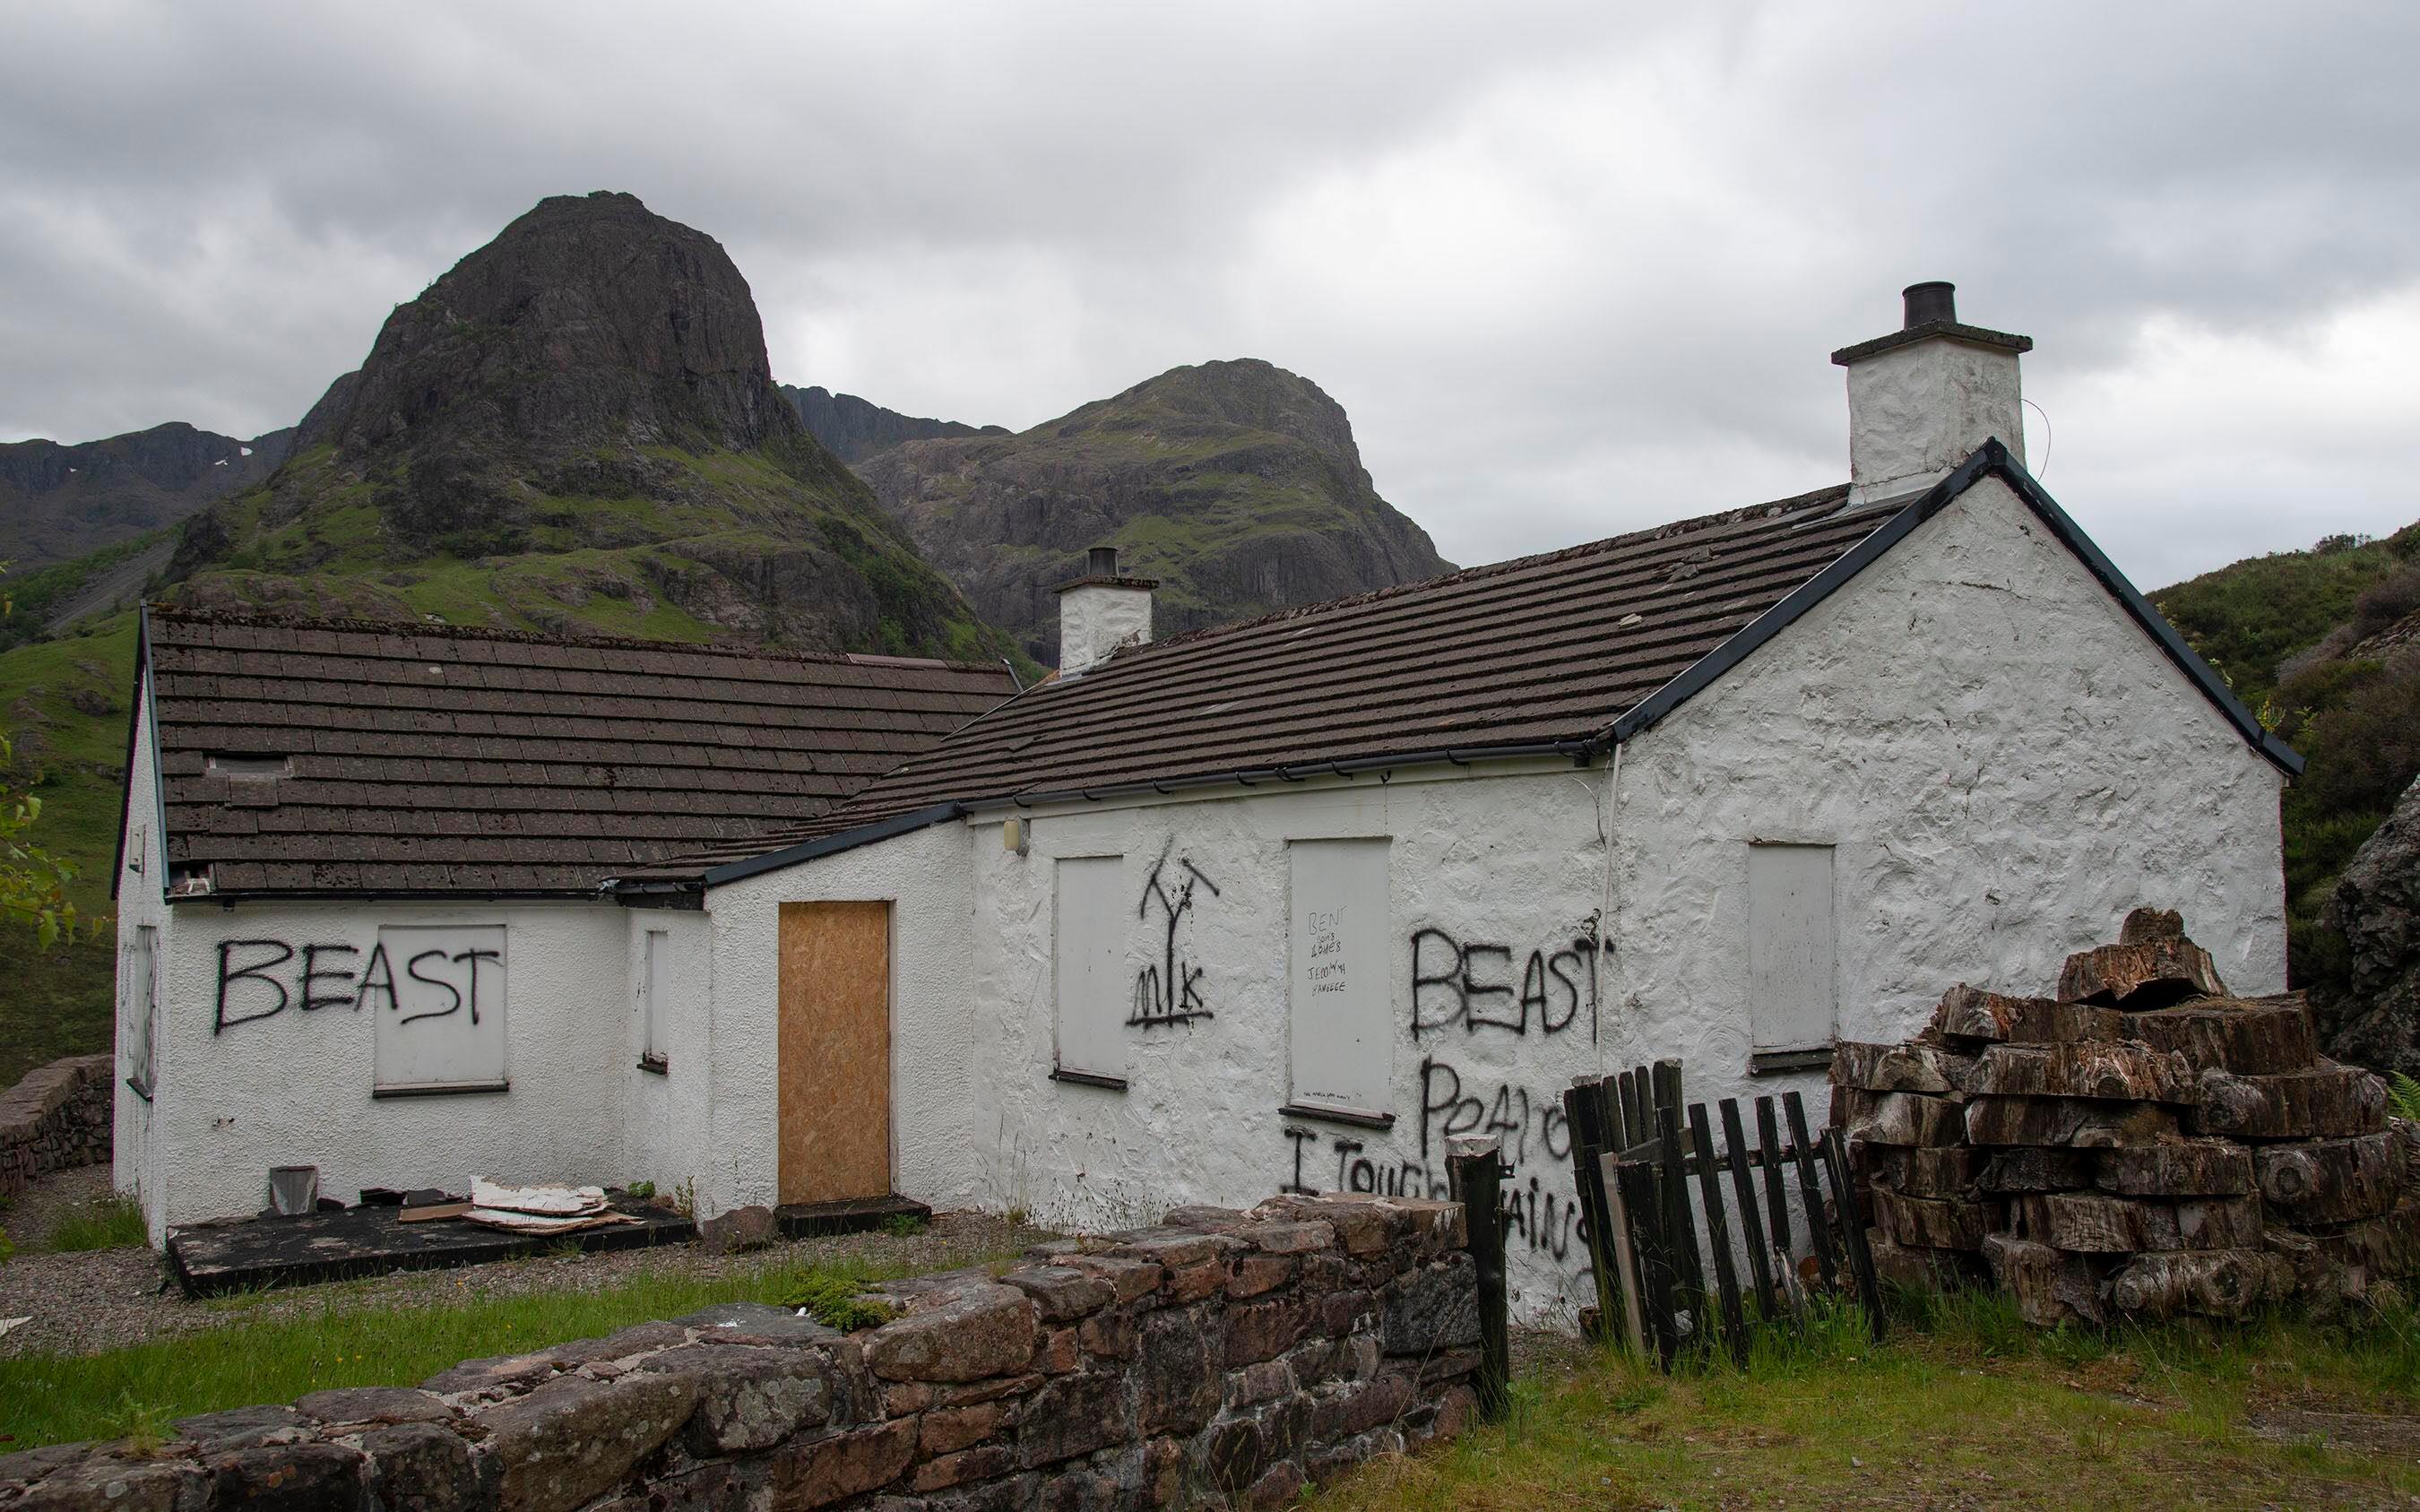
[2389,1071,2420,1123]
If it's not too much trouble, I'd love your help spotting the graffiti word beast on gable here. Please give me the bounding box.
[1409,926,1603,1040]
[213,937,501,1034]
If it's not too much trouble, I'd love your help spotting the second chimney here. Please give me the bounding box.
[1053,544,1157,678]
[1832,281,2034,508]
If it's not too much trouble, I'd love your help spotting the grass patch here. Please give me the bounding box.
[46,1193,146,1252]
[0,1249,962,1449]
[1309,1294,2420,1510]
[777,1270,897,1332]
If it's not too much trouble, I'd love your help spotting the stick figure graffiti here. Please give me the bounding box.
[1129,842,1220,1027]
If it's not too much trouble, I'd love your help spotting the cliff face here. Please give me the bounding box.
[781,384,1003,464]
[853,359,1456,663]
[164,192,1005,660]
[0,422,292,569]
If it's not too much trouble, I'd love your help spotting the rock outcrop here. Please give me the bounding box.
[2318,773,2420,1075]
[162,191,1006,661]
[781,384,1003,464]
[0,422,292,569]
[853,359,1456,664]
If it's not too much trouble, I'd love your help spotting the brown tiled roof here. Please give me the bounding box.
[134,609,1017,896]
[648,484,1883,879]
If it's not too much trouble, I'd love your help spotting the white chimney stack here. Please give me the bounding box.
[1833,281,2032,508]
[1053,544,1155,678]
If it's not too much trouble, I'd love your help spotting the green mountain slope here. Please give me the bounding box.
[853,359,1456,664]
[2152,524,2420,993]
[163,192,1011,663]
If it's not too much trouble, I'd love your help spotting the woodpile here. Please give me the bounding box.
[1834,907,2420,1325]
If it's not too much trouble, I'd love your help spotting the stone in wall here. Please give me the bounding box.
[0,1052,114,1203]
[0,1191,1482,1509]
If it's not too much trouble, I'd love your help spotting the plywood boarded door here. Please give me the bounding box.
[778,901,892,1205]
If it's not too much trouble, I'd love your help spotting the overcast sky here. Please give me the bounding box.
[4,2,2416,589]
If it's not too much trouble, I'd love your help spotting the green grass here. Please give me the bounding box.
[45,1193,146,1253]
[1311,1292,2420,1510]
[0,1250,949,1449]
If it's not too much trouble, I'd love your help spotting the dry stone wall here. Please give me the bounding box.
[0,1192,1481,1510]
[0,1053,112,1203]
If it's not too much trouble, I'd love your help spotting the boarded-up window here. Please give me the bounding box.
[370,924,509,1094]
[125,924,157,1099]
[1054,856,1127,1082]
[1747,843,1837,1059]
[640,929,670,1070]
[1288,839,1392,1113]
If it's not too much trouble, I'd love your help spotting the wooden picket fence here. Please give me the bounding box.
[1562,1058,1887,1369]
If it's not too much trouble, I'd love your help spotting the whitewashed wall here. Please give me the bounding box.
[1613,471,2289,1077]
[620,909,714,1205]
[112,677,170,1239]
[704,820,976,1218]
[134,896,629,1238]
[694,471,2288,1323]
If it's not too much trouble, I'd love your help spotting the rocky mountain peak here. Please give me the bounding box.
[295,190,805,465]
[1062,359,1367,479]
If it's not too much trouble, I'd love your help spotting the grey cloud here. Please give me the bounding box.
[4,0,2415,588]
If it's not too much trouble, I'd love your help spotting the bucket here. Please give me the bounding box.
[269,1164,320,1217]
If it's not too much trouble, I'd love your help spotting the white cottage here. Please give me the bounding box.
[116,285,2297,1318]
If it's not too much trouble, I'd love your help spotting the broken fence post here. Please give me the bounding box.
[1448,1134,1512,1421]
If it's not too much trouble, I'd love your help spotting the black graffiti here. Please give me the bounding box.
[299,944,359,1013]
[1280,1115,1590,1274]
[212,937,498,1032]
[216,939,296,1032]
[1416,1057,1573,1166]
[1408,926,1603,1041]
[1129,842,1219,1028]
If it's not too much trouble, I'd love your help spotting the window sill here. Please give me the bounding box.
[373,1080,511,1099]
[637,1055,669,1076]
[1748,1048,1833,1076]
[1279,1102,1396,1131]
[1050,1067,1128,1092]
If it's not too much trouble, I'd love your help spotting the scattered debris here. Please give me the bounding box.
[461,1179,636,1235]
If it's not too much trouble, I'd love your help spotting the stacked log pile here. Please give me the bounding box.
[1835,908,2420,1325]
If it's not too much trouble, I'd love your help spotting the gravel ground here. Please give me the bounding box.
[0,1165,1058,1361]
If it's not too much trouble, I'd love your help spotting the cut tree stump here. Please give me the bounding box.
[1870,1232,1985,1291]
[1862,1145,1977,1198]
[2253,1131,2403,1225]
[2095,1140,2255,1197]
[2188,1064,2389,1141]
[1870,1188,1993,1250]
[1982,1232,2107,1326]
[1932,985,2121,1046]
[2119,997,2319,1076]
[2318,1200,2420,1283]
[1965,1096,2180,1148]
[1831,1040,1975,1094]
[1837,1089,1966,1147]
[2055,936,2226,1008]
[2013,1192,2262,1253]
[1976,1147,2099,1193]
[1965,1041,2199,1104]
[2107,1248,2295,1320]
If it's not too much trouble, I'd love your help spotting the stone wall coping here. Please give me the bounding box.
[0,1192,1481,1509]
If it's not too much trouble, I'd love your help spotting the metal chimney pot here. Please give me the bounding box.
[1086,545,1120,577]
[1903,281,1957,328]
